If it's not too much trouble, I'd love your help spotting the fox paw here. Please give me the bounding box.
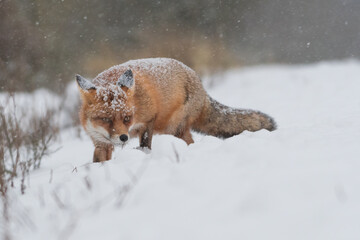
[134,146,151,154]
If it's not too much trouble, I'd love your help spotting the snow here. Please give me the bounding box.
[3,60,360,240]
[94,58,195,87]
[0,84,79,129]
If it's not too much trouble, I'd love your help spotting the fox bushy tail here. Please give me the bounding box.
[192,96,277,138]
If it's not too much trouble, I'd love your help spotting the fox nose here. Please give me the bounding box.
[120,134,128,142]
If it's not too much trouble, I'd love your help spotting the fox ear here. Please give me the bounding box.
[117,69,134,89]
[76,74,96,104]
[76,74,96,91]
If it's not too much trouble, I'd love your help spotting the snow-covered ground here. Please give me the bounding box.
[4,60,360,240]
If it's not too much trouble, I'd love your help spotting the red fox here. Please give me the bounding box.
[76,58,276,162]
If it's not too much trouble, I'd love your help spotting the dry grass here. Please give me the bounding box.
[0,95,59,239]
[0,102,58,192]
[82,32,235,80]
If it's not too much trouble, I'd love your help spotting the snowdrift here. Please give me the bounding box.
[2,61,360,240]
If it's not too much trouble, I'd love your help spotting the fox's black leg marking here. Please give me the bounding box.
[140,130,152,149]
[139,119,154,149]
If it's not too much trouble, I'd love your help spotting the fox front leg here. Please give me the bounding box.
[139,120,154,149]
[93,144,114,162]
[139,130,153,149]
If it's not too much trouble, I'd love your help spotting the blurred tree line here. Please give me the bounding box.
[1,0,359,92]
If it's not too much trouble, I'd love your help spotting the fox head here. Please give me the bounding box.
[76,69,135,146]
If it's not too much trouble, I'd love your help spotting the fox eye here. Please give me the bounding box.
[101,118,111,123]
[123,116,131,124]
